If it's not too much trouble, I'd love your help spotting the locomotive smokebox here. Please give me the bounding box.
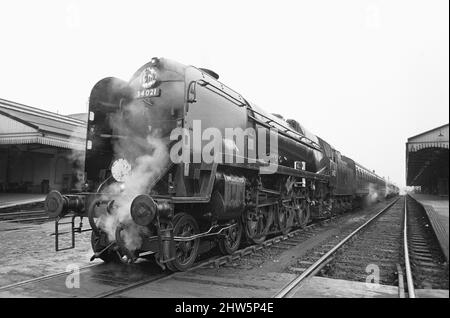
[45,190,85,218]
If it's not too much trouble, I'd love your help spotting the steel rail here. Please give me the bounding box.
[0,217,50,223]
[94,272,171,298]
[273,197,400,298]
[0,210,45,218]
[403,196,416,298]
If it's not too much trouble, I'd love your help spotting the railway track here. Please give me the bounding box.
[0,210,50,224]
[405,196,448,291]
[99,198,403,298]
[1,198,416,298]
[85,211,354,298]
[0,198,369,297]
[93,199,401,298]
[0,261,168,298]
[274,196,448,298]
[0,214,330,298]
[0,200,48,224]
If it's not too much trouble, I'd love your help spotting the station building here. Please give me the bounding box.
[0,98,87,194]
[406,123,449,195]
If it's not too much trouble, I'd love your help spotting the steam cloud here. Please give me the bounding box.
[385,183,395,197]
[67,124,87,191]
[97,101,169,254]
[365,183,379,205]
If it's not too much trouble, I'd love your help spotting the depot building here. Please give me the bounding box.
[0,98,87,194]
[406,123,449,196]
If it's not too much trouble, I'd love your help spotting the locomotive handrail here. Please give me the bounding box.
[223,161,330,182]
[194,79,246,107]
[97,176,114,193]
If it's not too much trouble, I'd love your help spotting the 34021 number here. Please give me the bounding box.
[136,88,160,99]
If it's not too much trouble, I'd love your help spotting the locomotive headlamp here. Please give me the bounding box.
[130,194,157,226]
[111,158,131,182]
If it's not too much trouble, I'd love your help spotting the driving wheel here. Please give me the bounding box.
[166,213,200,271]
[218,219,243,255]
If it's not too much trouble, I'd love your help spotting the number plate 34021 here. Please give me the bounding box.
[136,88,160,99]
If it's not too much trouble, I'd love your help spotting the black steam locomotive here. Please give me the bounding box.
[45,58,399,271]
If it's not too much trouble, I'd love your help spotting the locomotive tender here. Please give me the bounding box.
[45,58,399,271]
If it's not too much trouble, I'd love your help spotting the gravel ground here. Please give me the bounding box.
[319,199,404,285]
[318,197,449,290]
[0,219,100,287]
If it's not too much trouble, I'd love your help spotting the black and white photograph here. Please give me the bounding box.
[0,0,448,304]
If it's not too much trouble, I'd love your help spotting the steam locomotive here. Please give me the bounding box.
[45,58,399,271]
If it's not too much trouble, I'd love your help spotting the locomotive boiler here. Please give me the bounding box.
[45,57,398,271]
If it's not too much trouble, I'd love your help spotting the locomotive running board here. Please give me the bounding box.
[225,161,329,182]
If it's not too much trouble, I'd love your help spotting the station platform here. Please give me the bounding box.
[409,194,449,262]
[0,193,46,210]
[290,276,449,298]
[291,276,399,298]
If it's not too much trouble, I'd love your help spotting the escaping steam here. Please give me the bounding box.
[67,124,87,191]
[385,183,395,197]
[96,101,169,254]
[365,183,379,205]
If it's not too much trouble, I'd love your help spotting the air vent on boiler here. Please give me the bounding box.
[199,68,219,80]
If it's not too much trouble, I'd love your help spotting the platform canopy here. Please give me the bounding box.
[0,98,86,150]
[406,123,449,195]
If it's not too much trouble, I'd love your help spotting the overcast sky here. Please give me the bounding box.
[0,0,448,188]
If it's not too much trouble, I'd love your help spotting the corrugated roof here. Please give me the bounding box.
[0,98,86,140]
[407,123,449,141]
[0,134,85,150]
